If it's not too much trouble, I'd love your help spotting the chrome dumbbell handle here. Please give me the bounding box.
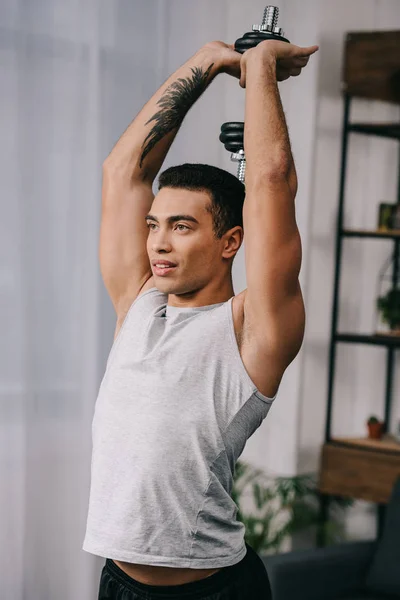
[230,150,246,184]
[252,6,284,37]
[234,4,289,54]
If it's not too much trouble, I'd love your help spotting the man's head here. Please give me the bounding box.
[146,163,245,297]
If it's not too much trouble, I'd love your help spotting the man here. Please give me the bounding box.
[82,39,318,599]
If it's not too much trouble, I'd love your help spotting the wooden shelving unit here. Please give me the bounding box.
[318,30,400,542]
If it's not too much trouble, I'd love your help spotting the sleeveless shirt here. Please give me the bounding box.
[82,287,277,568]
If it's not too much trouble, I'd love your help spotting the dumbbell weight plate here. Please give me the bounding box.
[234,31,290,54]
[219,122,244,153]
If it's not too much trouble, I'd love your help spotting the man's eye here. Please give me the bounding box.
[146,223,189,231]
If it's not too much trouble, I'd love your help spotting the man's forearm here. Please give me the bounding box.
[104,47,221,184]
[244,54,297,190]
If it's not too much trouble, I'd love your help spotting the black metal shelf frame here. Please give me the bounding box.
[343,229,400,239]
[335,333,400,348]
[324,94,400,444]
[348,123,400,140]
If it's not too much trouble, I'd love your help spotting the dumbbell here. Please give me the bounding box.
[219,6,290,183]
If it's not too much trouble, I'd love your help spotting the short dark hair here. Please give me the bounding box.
[157,163,245,239]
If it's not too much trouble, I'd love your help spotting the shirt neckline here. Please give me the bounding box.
[165,299,227,318]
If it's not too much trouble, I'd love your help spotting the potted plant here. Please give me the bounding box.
[367,415,384,440]
[231,460,353,554]
[377,287,400,335]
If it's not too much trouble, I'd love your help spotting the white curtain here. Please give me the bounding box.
[0,1,170,598]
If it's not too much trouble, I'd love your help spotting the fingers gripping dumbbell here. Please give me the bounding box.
[219,6,290,184]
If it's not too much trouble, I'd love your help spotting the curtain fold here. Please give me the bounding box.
[1,1,164,597]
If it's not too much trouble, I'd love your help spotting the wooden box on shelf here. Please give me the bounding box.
[319,437,400,504]
[343,30,400,103]
[376,228,400,236]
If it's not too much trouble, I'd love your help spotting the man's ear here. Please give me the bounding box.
[222,226,243,260]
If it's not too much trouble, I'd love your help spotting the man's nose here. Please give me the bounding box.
[152,238,172,252]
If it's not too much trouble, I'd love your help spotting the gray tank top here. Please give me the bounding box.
[82,287,277,568]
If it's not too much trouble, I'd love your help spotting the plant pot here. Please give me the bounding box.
[367,422,384,440]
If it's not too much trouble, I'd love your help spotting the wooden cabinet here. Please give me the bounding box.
[320,439,400,504]
[343,31,400,103]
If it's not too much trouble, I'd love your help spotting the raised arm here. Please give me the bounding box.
[100,42,240,318]
[240,40,318,370]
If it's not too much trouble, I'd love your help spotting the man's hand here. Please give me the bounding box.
[201,41,241,80]
[239,40,319,87]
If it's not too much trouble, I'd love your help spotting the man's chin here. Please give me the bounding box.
[154,279,177,292]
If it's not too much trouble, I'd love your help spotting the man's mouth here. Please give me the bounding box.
[153,264,177,276]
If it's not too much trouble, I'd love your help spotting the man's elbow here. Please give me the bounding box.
[247,155,296,191]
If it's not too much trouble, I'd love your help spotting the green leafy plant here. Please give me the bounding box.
[377,287,400,331]
[231,460,353,555]
[367,415,380,425]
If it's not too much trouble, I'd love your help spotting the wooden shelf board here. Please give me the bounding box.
[331,436,400,454]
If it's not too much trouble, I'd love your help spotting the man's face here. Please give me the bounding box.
[146,187,229,296]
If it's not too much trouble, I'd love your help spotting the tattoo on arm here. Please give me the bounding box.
[139,64,214,168]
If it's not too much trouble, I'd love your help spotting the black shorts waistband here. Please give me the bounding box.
[104,542,256,599]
